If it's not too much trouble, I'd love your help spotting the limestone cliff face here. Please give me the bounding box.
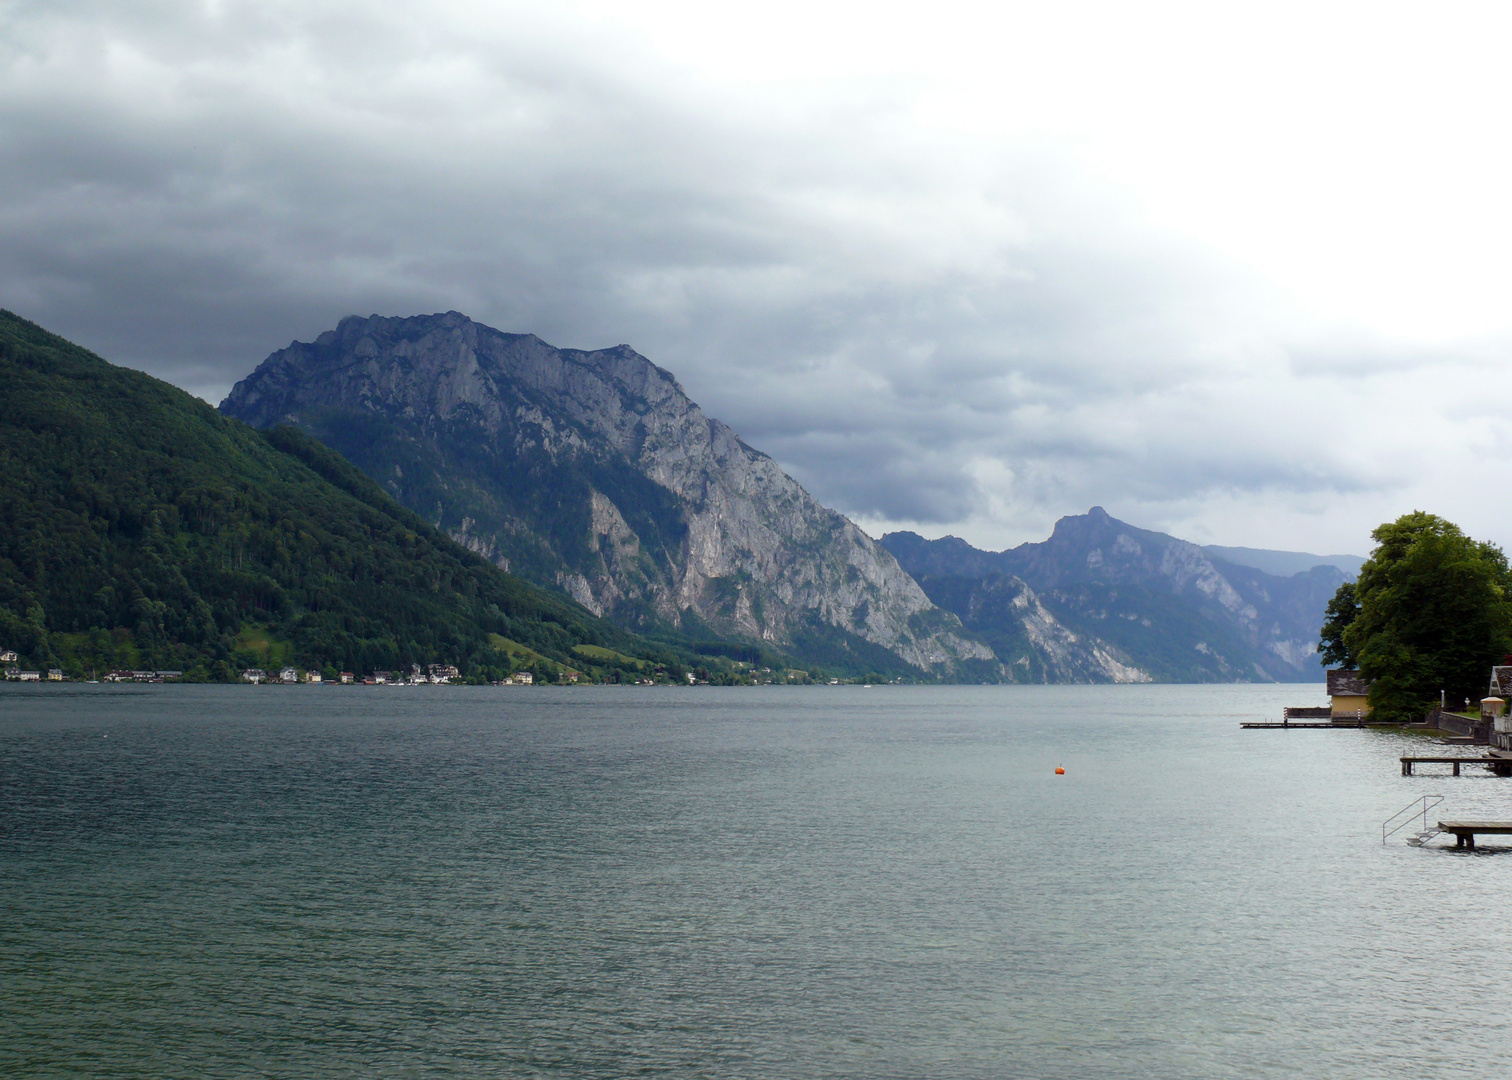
[221,311,993,674]
[964,574,1153,684]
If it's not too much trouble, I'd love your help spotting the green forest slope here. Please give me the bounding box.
[0,311,696,681]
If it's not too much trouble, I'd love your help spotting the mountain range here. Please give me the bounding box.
[219,310,1351,684]
[881,509,1347,682]
[1200,545,1364,579]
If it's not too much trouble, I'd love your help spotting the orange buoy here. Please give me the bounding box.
[1054,765,1065,775]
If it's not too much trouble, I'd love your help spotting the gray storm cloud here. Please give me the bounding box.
[1,0,1503,555]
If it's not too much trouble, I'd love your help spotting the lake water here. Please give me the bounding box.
[2,683,1510,1078]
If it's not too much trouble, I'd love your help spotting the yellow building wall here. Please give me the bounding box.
[1331,694,1370,717]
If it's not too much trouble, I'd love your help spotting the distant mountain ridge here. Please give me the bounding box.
[882,508,1342,682]
[221,311,994,678]
[1200,545,1364,579]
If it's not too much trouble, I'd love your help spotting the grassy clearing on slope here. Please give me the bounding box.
[572,643,645,667]
[232,624,295,669]
[488,634,548,664]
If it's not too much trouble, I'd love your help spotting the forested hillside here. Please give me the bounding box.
[0,310,689,681]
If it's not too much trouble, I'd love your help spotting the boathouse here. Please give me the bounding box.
[1327,669,1371,720]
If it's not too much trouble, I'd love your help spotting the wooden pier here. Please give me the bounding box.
[1437,821,1512,849]
[1285,707,1333,720]
[1242,705,1398,729]
[1241,719,1388,729]
[1244,721,1341,728]
[1401,755,1512,777]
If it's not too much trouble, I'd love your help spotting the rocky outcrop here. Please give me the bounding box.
[221,311,994,675]
[965,573,1152,683]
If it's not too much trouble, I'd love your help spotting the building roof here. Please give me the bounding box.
[1327,669,1371,696]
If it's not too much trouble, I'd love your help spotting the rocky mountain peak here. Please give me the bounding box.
[222,312,995,677]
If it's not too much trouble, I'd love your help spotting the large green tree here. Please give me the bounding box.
[1317,580,1359,667]
[1327,512,1512,721]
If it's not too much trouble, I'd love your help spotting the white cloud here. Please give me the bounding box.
[3,0,1512,558]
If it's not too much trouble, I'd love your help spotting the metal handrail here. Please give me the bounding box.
[1383,794,1445,844]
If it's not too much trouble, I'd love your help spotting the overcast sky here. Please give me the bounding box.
[5,0,1512,556]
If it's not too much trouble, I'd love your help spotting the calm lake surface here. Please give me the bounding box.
[2,683,1510,1078]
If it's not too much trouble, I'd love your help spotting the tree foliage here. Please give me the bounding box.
[1317,581,1359,668]
[1337,512,1512,721]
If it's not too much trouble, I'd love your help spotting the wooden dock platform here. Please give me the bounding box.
[1241,719,1390,729]
[1243,721,1339,728]
[1401,755,1512,776]
[1437,820,1512,849]
[1243,705,1403,728]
